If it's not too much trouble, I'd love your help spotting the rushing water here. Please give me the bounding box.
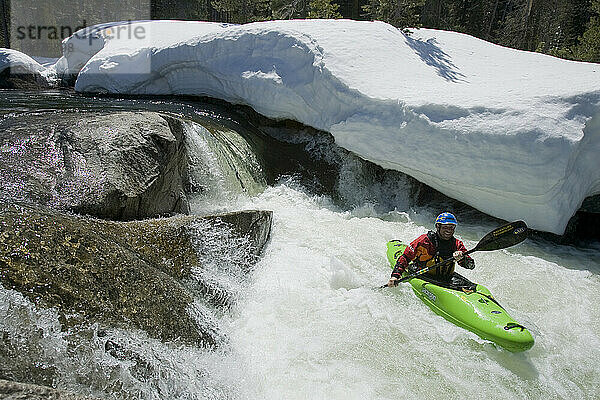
[220,183,600,399]
[1,91,599,399]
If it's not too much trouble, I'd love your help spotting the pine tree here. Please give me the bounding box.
[362,0,425,28]
[573,0,600,62]
[152,0,212,20]
[420,0,503,39]
[497,0,534,50]
[211,0,272,22]
[272,0,310,18]
[497,0,594,55]
[308,0,342,18]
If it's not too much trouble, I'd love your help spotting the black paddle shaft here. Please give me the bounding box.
[383,220,529,288]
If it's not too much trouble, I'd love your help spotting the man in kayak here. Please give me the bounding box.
[387,212,475,287]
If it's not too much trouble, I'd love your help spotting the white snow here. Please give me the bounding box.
[6,19,600,234]
[0,48,45,75]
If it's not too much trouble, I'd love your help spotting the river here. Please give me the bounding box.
[1,90,599,399]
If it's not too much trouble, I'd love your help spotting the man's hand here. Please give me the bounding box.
[387,277,399,287]
[453,251,465,261]
[454,251,475,269]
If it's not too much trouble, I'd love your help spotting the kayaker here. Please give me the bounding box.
[387,212,475,287]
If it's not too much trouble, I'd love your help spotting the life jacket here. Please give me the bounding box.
[418,231,457,278]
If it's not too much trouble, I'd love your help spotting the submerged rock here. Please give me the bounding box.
[114,210,272,281]
[0,111,189,220]
[0,379,99,400]
[0,203,272,346]
[183,121,268,206]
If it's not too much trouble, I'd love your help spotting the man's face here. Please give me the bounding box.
[437,224,455,240]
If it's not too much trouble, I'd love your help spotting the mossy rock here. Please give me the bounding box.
[0,203,272,346]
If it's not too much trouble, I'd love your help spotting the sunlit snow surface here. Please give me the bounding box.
[0,48,47,78]
[6,19,600,234]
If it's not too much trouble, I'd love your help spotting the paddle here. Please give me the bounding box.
[381,220,529,288]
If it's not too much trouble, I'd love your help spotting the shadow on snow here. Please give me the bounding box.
[404,34,467,83]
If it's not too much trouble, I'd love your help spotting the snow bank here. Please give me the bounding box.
[58,20,600,233]
[0,48,45,75]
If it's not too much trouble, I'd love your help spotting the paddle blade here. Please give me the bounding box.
[473,220,529,252]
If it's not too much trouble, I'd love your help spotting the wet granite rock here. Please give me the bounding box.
[0,111,189,221]
[0,70,50,90]
[0,203,272,346]
[580,195,600,213]
[113,209,272,281]
[0,379,99,400]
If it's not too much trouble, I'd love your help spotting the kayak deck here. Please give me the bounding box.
[386,240,534,352]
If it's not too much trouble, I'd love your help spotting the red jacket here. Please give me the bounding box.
[391,231,473,279]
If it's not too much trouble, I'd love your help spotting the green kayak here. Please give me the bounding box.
[386,240,534,352]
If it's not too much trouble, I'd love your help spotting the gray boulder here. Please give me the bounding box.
[0,203,272,346]
[0,111,189,220]
[0,379,99,400]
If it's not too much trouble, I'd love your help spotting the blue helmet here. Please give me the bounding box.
[435,212,457,225]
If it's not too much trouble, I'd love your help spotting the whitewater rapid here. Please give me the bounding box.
[215,182,600,399]
[1,91,598,399]
[3,181,598,399]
